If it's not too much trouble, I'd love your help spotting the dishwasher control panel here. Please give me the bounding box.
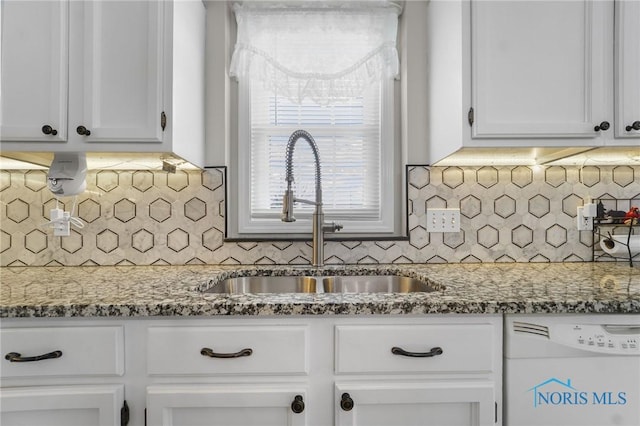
[554,324,640,355]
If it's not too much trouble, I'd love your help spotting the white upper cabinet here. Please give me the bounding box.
[0,0,205,168]
[471,0,611,139]
[426,0,639,165]
[614,0,640,141]
[69,0,163,144]
[0,1,68,143]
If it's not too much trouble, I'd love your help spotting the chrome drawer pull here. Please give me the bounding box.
[4,350,63,362]
[391,346,443,358]
[200,347,253,358]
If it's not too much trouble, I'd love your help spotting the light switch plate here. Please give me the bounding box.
[426,208,461,232]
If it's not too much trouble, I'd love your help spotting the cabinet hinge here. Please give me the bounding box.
[468,107,474,126]
[121,400,130,426]
[161,111,167,131]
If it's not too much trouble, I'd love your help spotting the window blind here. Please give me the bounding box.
[249,80,382,223]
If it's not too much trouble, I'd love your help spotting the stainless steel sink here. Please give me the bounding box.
[322,275,435,293]
[204,274,435,294]
[204,276,317,294]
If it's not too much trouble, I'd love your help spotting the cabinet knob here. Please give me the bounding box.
[41,125,58,136]
[594,121,610,132]
[290,395,305,414]
[76,125,91,136]
[626,121,640,132]
[340,393,354,411]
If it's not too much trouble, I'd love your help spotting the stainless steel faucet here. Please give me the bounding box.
[281,130,343,267]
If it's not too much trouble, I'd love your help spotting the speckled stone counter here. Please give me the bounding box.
[1,262,639,318]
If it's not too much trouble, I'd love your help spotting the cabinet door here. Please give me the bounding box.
[0,384,124,426]
[336,382,495,426]
[471,0,612,139]
[614,0,640,140]
[0,0,68,142]
[147,385,308,426]
[70,0,163,144]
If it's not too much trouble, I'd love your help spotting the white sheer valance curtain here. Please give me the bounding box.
[229,1,401,105]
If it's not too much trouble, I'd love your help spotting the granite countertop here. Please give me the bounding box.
[1,262,639,318]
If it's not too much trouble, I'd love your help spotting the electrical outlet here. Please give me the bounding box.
[426,208,461,232]
[50,208,70,237]
[576,206,593,231]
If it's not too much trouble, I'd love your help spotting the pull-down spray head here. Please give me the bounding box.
[281,186,296,222]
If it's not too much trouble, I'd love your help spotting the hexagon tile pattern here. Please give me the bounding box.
[0,166,638,266]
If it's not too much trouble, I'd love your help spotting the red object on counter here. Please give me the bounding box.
[624,206,639,225]
[625,207,640,218]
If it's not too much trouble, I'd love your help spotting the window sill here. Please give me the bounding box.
[224,234,409,243]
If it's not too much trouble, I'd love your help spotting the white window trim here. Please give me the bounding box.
[235,78,397,236]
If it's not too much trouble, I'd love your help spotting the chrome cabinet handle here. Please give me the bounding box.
[290,395,305,414]
[626,121,640,132]
[594,121,610,132]
[391,346,443,358]
[76,125,91,136]
[200,347,253,358]
[41,125,58,136]
[5,350,63,362]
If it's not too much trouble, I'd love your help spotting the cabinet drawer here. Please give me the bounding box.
[335,324,496,374]
[1,326,124,378]
[147,325,308,375]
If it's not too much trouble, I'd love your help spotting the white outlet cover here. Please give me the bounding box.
[426,208,461,232]
[576,206,593,231]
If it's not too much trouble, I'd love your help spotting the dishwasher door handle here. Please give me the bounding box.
[603,325,640,335]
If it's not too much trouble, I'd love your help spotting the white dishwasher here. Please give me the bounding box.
[504,314,640,426]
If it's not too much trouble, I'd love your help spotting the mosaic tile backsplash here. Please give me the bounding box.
[0,165,638,267]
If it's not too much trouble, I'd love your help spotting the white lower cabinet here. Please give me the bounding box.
[144,322,311,426]
[1,315,502,426]
[144,316,501,426]
[1,384,125,426]
[0,324,127,426]
[147,385,308,426]
[333,321,499,426]
[146,325,309,376]
[335,382,495,426]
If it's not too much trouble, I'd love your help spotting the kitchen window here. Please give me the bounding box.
[229,1,402,237]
